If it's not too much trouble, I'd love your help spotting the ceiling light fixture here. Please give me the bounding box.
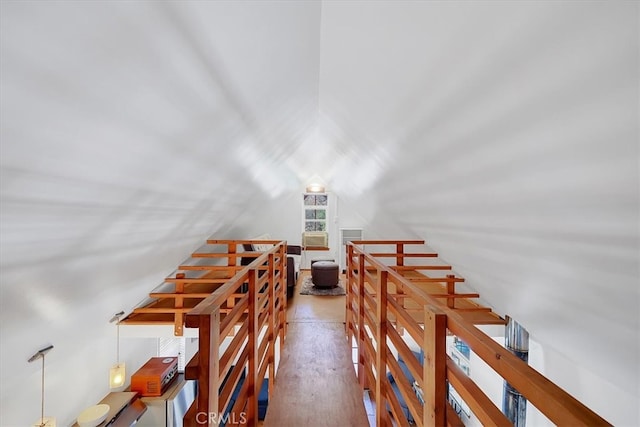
[28,345,56,427]
[306,183,325,193]
[109,311,126,389]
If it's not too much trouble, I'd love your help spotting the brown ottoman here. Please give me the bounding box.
[311,257,335,266]
[311,261,339,288]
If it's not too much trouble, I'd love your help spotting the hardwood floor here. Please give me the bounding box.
[263,272,370,426]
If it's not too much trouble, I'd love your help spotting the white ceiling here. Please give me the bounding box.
[1,1,638,425]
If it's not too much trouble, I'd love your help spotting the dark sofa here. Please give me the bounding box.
[285,245,301,298]
[241,243,301,298]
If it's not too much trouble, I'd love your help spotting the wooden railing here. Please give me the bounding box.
[346,240,611,427]
[124,240,254,336]
[183,240,287,426]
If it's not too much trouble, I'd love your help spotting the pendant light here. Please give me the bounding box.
[109,311,125,389]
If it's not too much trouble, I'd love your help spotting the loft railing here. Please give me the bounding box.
[182,240,287,427]
[123,240,255,336]
[346,240,611,427]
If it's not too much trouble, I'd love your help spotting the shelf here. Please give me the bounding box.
[71,392,146,427]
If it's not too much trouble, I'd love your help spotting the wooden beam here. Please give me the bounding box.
[150,293,214,299]
[446,402,466,427]
[446,357,511,426]
[185,352,199,381]
[409,277,465,283]
[164,278,229,284]
[207,239,281,245]
[132,308,193,314]
[178,265,239,271]
[370,252,438,258]
[392,265,453,271]
[350,240,425,245]
[447,313,611,425]
[428,293,480,299]
[373,293,479,299]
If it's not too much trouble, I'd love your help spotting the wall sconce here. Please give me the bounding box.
[28,345,56,427]
[306,183,325,193]
[109,311,125,389]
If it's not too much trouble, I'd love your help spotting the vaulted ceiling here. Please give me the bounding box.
[1,1,638,425]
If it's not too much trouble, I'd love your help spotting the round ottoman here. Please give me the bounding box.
[311,257,335,266]
[311,261,339,289]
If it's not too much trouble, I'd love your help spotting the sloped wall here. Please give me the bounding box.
[0,1,320,425]
[319,1,638,424]
[1,0,637,425]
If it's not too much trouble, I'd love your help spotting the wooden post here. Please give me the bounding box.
[396,243,405,336]
[246,268,258,425]
[175,273,185,336]
[280,244,287,339]
[228,242,237,266]
[357,253,366,390]
[345,244,350,335]
[227,243,237,309]
[396,243,404,267]
[446,274,456,309]
[345,243,353,341]
[197,310,219,426]
[268,252,276,398]
[424,305,447,427]
[375,270,388,427]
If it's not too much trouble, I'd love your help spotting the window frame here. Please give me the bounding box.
[302,193,328,233]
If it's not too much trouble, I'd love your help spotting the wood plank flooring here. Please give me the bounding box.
[263,272,369,426]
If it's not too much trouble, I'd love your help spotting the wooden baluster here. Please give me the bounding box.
[280,244,287,339]
[396,243,404,267]
[175,273,185,336]
[227,243,237,309]
[446,274,456,309]
[268,252,276,398]
[357,253,366,390]
[375,269,388,427]
[228,242,237,267]
[345,243,353,340]
[246,268,258,424]
[396,243,405,336]
[424,305,447,427]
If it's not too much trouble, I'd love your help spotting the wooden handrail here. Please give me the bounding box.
[124,239,285,335]
[346,240,611,427]
[183,241,287,427]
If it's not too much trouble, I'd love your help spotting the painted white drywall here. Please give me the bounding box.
[0,1,320,425]
[318,1,638,425]
[1,0,637,426]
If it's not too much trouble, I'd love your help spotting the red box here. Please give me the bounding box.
[131,357,178,397]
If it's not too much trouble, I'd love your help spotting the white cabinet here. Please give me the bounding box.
[339,228,363,271]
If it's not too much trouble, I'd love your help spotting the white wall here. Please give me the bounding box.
[1,1,637,426]
[0,1,320,425]
[319,1,638,425]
